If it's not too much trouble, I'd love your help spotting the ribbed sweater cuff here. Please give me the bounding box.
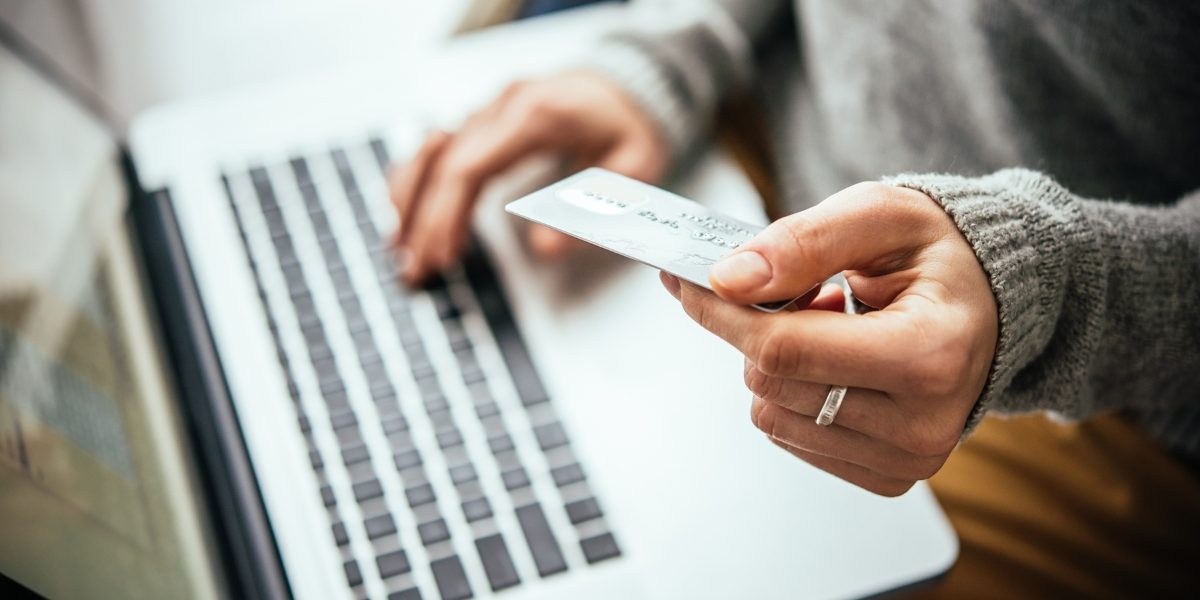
[884,169,1077,434]
[575,40,701,165]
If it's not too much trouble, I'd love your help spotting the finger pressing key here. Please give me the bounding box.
[390,130,450,247]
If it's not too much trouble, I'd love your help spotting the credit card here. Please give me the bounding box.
[504,167,797,312]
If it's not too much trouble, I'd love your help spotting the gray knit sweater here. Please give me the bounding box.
[583,0,1200,463]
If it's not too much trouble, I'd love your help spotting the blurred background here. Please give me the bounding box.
[3,0,612,130]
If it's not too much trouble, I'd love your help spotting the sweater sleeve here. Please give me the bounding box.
[576,0,789,164]
[886,169,1200,431]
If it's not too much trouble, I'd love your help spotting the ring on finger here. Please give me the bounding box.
[816,385,847,427]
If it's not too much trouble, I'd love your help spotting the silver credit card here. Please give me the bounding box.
[505,168,795,312]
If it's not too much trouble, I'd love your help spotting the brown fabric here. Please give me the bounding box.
[909,413,1200,599]
[715,96,785,220]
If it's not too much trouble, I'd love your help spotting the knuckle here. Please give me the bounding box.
[439,150,484,182]
[873,479,917,498]
[512,93,563,124]
[749,400,777,438]
[894,315,965,398]
[499,79,528,98]
[771,214,824,266]
[754,329,799,377]
[743,365,780,401]
[744,362,772,400]
[912,456,948,481]
[491,80,537,113]
[898,421,960,458]
[846,180,889,201]
[914,346,970,400]
[682,290,714,329]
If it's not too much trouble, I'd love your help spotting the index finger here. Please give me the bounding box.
[676,281,910,391]
[390,130,450,246]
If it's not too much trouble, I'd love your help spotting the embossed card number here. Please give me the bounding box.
[507,168,798,313]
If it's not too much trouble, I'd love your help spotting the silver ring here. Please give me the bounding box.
[816,385,847,427]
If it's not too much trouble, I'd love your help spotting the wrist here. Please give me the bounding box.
[885,169,1077,432]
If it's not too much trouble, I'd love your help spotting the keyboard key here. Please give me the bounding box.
[437,429,463,449]
[502,467,530,491]
[461,366,485,385]
[331,521,350,546]
[447,332,472,353]
[449,464,477,485]
[376,407,405,427]
[429,291,459,321]
[360,348,384,367]
[551,463,585,487]
[427,408,455,429]
[409,360,435,380]
[353,478,384,502]
[344,560,363,587]
[514,372,549,407]
[309,341,334,362]
[330,409,358,430]
[515,503,568,577]
[487,434,513,454]
[320,484,336,507]
[565,498,603,524]
[394,449,422,470]
[370,138,390,168]
[480,416,507,436]
[388,589,422,600]
[424,394,449,413]
[382,414,408,434]
[475,534,520,591]
[364,513,396,539]
[430,555,472,600]
[363,363,388,384]
[418,518,451,545]
[534,422,568,451]
[580,532,622,564]
[342,444,370,466]
[337,282,358,303]
[495,450,520,471]
[475,402,500,419]
[334,424,362,445]
[405,483,436,507]
[325,390,350,412]
[372,388,397,405]
[319,378,344,396]
[346,312,369,334]
[376,549,411,578]
[312,357,339,381]
[462,497,492,522]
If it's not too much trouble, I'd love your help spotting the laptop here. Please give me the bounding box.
[0,6,957,600]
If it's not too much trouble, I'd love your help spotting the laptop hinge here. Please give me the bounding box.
[123,150,292,600]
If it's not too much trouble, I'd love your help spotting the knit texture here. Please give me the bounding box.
[580,0,1200,459]
[888,170,1200,438]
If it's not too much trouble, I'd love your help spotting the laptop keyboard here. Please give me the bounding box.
[220,138,619,599]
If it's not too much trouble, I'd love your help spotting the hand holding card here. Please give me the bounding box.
[504,168,802,311]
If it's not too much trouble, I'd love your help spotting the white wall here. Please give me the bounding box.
[4,0,474,130]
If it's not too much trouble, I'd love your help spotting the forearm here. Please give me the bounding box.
[579,0,789,163]
[888,169,1200,427]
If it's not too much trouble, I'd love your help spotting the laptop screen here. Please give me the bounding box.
[0,33,220,599]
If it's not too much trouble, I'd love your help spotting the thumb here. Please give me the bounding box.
[708,183,938,304]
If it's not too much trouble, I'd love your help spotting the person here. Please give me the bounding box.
[389,0,1200,595]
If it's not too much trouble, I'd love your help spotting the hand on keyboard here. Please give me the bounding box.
[388,71,667,284]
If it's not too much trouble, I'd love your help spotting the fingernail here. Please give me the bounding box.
[710,251,771,292]
[660,272,681,299]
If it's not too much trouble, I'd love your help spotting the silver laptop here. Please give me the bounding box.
[0,7,956,600]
